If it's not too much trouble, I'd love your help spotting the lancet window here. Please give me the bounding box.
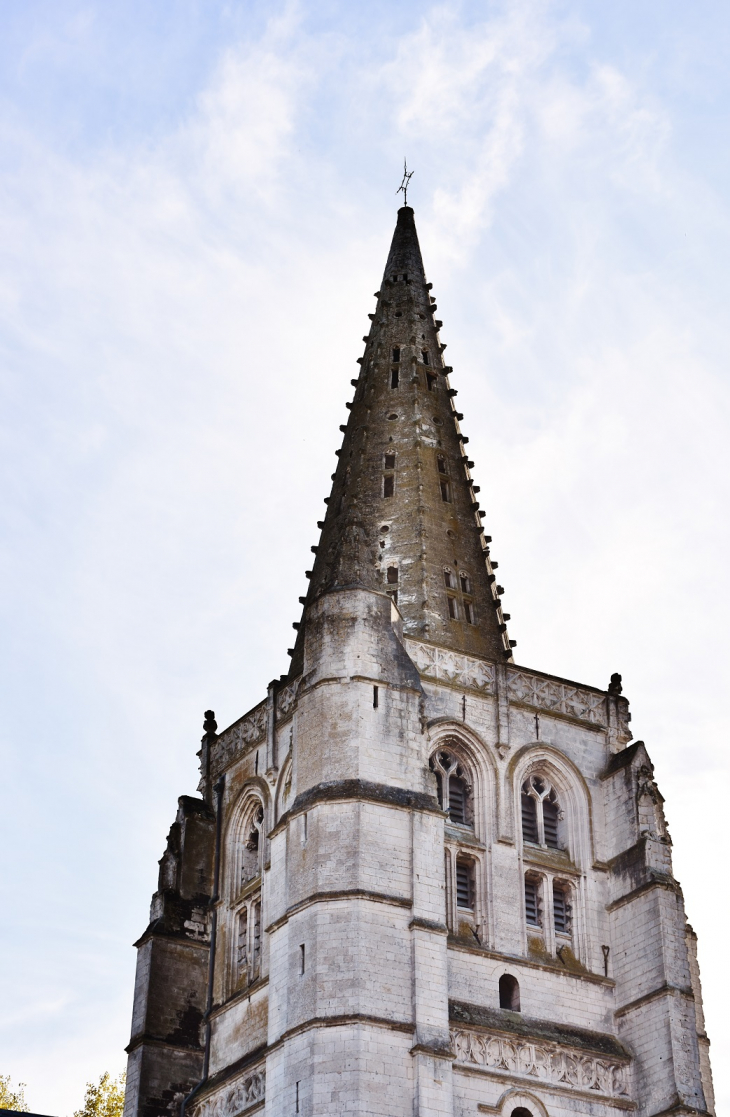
[455,857,475,910]
[430,749,472,827]
[553,881,572,936]
[236,894,262,987]
[521,775,563,850]
[239,801,265,887]
[524,875,542,928]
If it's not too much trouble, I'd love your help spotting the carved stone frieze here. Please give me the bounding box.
[406,640,496,693]
[193,1067,265,1117]
[451,1029,629,1098]
[507,669,606,727]
[276,676,300,720]
[214,702,268,774]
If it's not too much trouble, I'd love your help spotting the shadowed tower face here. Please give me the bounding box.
[290,206,513,671]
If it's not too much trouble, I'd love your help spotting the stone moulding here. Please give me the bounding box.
[451,1028,630,1100]
[405,638,610,729]
[506,669,607,727]
[405,639,496,693]
[191,1066,265,1117]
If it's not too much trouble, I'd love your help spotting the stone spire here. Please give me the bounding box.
[289,206,514,674]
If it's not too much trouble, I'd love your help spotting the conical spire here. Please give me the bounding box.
[288,207,514,674]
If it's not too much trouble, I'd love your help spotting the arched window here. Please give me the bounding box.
[521,775,563,849]
[430,749,472,827]
[511,1110,533,1117]
[239,801,265,887]
[499,974,520,1011]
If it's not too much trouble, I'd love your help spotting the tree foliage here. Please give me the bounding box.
[73,1073,126,1117]
[0,1075,29,1112]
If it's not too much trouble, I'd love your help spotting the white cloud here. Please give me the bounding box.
[0,1,728,1111]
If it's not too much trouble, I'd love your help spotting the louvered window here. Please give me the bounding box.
[525,877,541,927]
[553,883,571,934]
[543,797,560,848]
[521,793,539,844]
[448,776,467,825]
[455,860,474,909]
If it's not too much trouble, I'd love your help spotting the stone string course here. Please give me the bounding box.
[451,1028,630,1099]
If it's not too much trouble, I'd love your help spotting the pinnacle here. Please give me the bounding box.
[288,208,515,675]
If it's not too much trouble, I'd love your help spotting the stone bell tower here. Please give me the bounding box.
[123,207,715,1117]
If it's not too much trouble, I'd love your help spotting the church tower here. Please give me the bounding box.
[123,207,715,1117]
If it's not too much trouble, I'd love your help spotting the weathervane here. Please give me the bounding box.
[396,159,414,207]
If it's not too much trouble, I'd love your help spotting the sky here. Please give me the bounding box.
[0,0,728,1111]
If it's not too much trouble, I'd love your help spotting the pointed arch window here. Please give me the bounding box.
[239,801,265,888]
[430,749,472,827]
[521,776,563,850]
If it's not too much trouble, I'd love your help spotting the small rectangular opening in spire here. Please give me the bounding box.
[390,367,399,389]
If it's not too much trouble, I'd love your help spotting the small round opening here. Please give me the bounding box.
[433,416,443,425]
[388,413,398,420]
[380,525,390,534]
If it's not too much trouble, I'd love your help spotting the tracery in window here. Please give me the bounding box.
[430,749,472,827]
[521,775,563,850]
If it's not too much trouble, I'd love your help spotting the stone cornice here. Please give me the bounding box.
[269,778,443,837]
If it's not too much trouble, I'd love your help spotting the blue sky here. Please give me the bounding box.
[0,1,728,1111]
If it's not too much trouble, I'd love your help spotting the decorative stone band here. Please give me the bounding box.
[192,1066,265,1117]
[405,639,496,693]
[213,677,301,775]
[451,1029,629,1099]
[404,638,609,729]
[506,669,607,727]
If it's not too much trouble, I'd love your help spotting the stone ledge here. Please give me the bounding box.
[267,888,412,932]
[268,1012,415,1053]
[615,983,695,1018]
[269,778,443,837]
[449,1000,630,1059]
[447,937,614,986]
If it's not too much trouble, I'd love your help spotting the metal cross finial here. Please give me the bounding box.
[396,159,414,207]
